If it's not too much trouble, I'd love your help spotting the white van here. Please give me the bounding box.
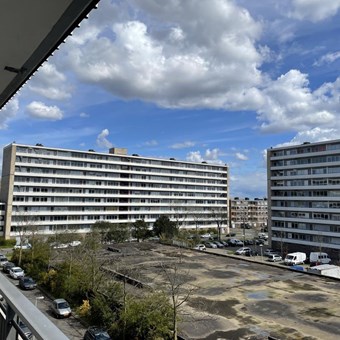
[284,252,306,265]
[309,252,331,266]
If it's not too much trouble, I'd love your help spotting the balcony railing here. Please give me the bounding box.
[0,274,68,340]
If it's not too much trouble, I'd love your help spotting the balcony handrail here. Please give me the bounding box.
[0,274,68,340]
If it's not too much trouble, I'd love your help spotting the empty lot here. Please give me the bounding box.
[106,242,340,340]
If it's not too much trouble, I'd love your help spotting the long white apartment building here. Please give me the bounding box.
[0,143,229,239]
[267,140,340,257]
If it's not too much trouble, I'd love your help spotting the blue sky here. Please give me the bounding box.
[1,0,340,198]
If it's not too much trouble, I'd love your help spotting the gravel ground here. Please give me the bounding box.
[107,242,340,340]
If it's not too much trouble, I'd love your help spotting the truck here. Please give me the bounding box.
[309,252,331,266]
[284,252,306,266]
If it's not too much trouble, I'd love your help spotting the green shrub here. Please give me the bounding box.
[0,238,16,247]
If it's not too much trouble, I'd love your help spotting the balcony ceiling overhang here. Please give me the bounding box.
[0,0,100,110]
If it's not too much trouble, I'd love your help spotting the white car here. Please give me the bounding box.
[193,244,206,251]
[69,240,81,247]
[9,266,25,279]
[235,247,251,255]
[13,243,32,250]
[0,257,8,267]
[52,243,69,249]
[268,254,282,262]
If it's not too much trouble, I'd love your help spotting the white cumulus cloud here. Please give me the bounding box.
[186,148,224,164]
[257,70,339,133]
[26,101,63,120]
[96,129,113,149]
[235,152,248,161]
[0,98,19,129]
[289,0,340,22]
[65,0,264,109]
[28,64,72,100]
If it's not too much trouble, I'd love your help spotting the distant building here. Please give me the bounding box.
[0,203,5,234]
[0,143,229,239]
[229,197,267,229]
[267,140,340,257]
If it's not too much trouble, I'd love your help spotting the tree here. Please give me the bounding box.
[113,291,173,339]
[209,207,228,241]
[12,212,38,266]
[160,259,197,340]
[92,220,113,243]
[153,216,178,239]
[131,219,150,242]
[106,223,130,243]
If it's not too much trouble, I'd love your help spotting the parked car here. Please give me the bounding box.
[52,243,69,249]
[244,249,258,257]
[204,242,217,249]
[51,298,72,318]
[255,238,265,245]
[213,241,224,248]
[84,326,111,340]
[235,247,251,255]
[0,257,8,267]
[228,239,243,247]
[264,249,278,257]
[193,244,206,251]
[309,252,331,266]
[219,240,228,247]
[13,243,32,250]
[284,252,306,266]
[268,254,282,262]
[258,233,268,240]
[69,240,81,247]
[9,266,25,279]
[244,239,254,245]
[19,276,37,290]
[3,261,15,274]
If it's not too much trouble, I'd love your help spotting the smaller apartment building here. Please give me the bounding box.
[267,140,340,258]
[229,197,267,229]
[0,143,229,239]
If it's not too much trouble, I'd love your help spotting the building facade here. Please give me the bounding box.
[267,140,340,257]
[0,143,229,239]
[229,197,267,229]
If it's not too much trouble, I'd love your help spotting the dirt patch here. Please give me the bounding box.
[285,280,317,291]
[290,293,328,303]
[205,269,239,279]
[187,297,240,318]
[247,300,295,319]
[304,307,337,317]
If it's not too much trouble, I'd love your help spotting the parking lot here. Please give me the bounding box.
[2,240,340,340]
[106,242,340,340]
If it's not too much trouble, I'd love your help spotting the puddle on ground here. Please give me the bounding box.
[247,291,269,299]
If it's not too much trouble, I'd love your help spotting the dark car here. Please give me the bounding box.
[255,238,265,245]
[3,261,15,274]
[84,326,111,340]
[19,276,37,290]
[244,249,258,257]
[213,241,224,248]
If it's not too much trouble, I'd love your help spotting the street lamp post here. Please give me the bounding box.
[260,244,263,262]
